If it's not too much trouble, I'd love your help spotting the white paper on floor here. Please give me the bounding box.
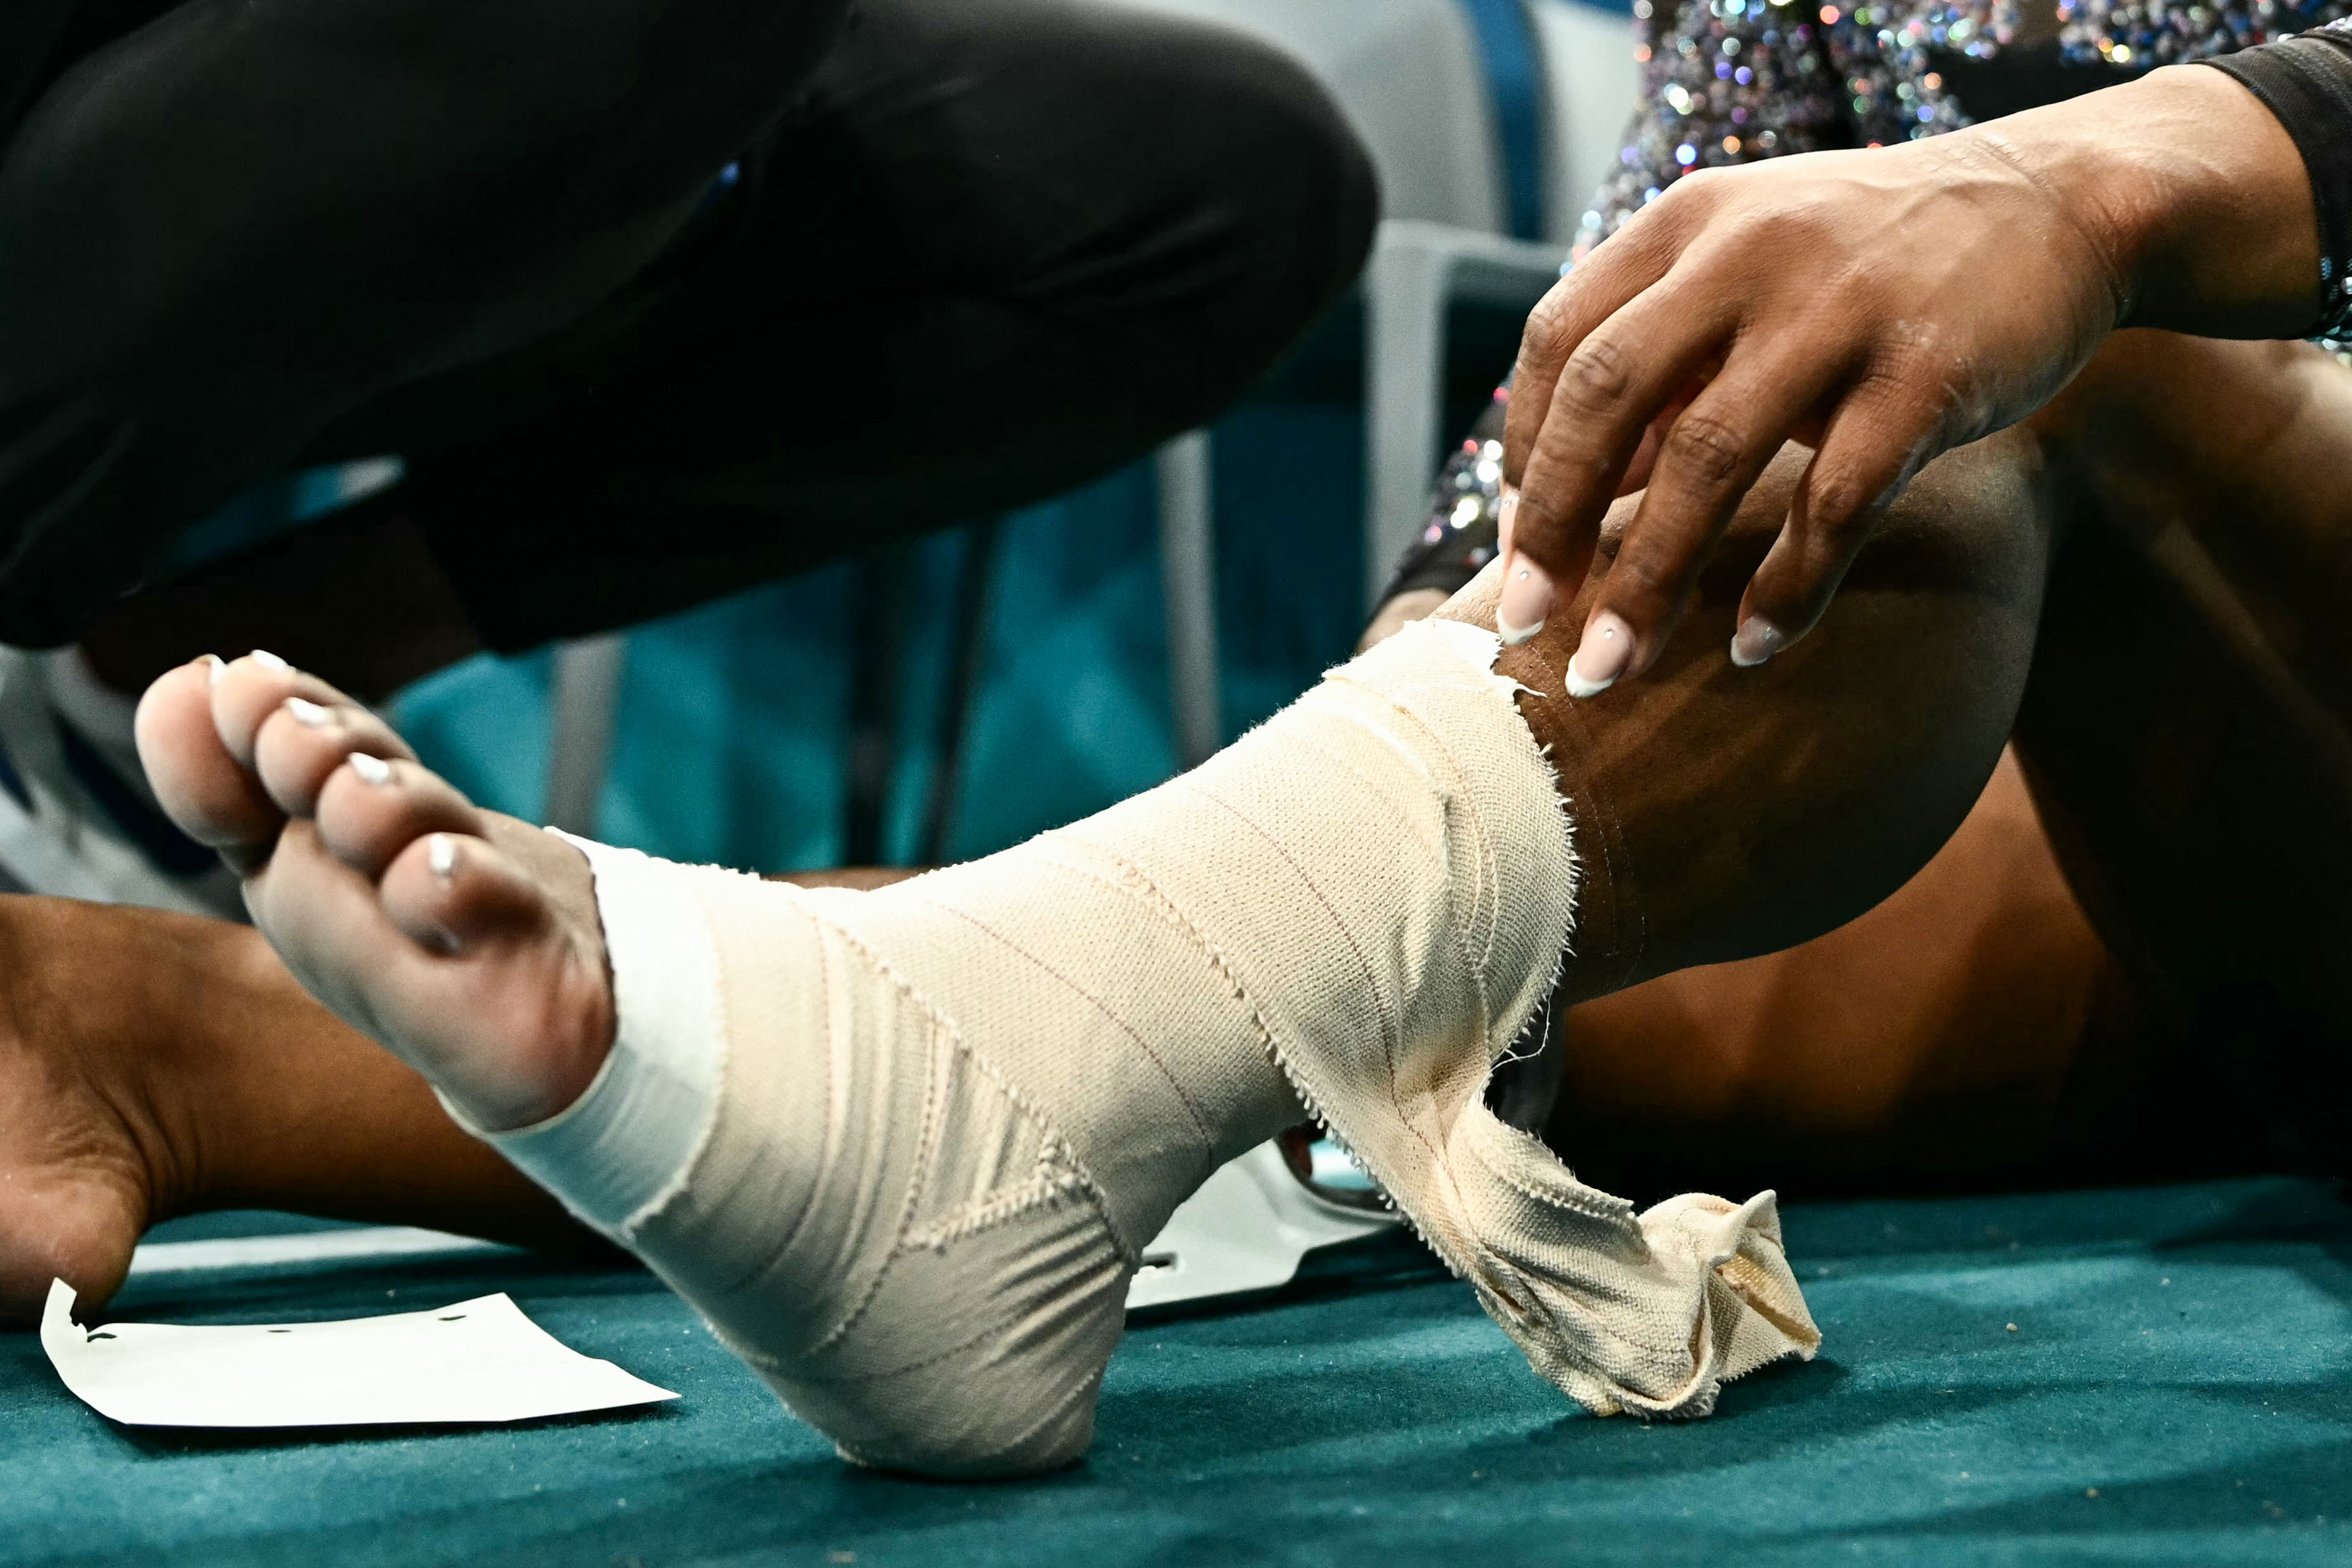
[40,1279,678,1428]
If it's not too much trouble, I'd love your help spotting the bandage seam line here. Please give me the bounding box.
[1295,709,1545,1314]
[1379,695,1508,1055]
[1299,693,1559,1288]
[1170,777,1509,1292]
[802,1006,965,1359]
[1043,835,1300,1131]
[616,868,732,1242]
[1346,631,1586,1320]
[1198,665,1575,1300]
[1326,672,1507,988]
[891,888,1218,1155]
[749,1259,1081,1388]
[1378,669,1571,1061]
[1276,715,1498,1090]
[796,896,1137,1271]
[677,879,833,1301]
[1462,1114,1643,1231]
[1173,780,1418,1155]
[904,1137,1096,1252]
[1335,652,1579,1074]
[1276,719,1451,883]
[1055,836,1429,1266]
[1014,839,1310,1190]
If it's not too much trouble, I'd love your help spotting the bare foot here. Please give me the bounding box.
[0,898,168,1320]
[137,654,614,1134]
[0,890,598,1324]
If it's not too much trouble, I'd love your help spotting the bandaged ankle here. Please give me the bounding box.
[471,617,1818,1478]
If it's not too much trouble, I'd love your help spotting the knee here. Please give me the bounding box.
[1188,33,1380,313]
[1067,6,1379,354]
[1171,25,1379,328]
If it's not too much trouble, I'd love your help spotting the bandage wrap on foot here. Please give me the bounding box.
[479,619,1820,1476]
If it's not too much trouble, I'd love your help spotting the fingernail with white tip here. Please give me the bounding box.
[249,649,290,672]
[428,833,459,883]
[1495,554,1553,646]
[1729,616,1788,668]
[201,654,226,687]
[285,697,333,728]
[1565,611,1633,699]
[347,752,393,786]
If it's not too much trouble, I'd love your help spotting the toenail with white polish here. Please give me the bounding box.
[428,833,459,883]
[249,649,291,672]
[201,654,226,687]
[347,752,393,786]
[285,697,333,728]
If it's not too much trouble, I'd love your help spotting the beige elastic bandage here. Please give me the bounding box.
[479,617,1820,1477]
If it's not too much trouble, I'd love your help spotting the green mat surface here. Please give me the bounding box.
[6,1177,2351,1567]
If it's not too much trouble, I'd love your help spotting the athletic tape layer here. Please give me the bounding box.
[477,616,1819,1476]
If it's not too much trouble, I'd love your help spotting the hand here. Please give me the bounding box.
[1496,64,2320,694]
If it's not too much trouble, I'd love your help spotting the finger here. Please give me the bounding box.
[1616,374,1709,498]
[1503,209,1689,483]
[1569,347,1846,691]
[1509,274,1741,623]
[1732,386,1944,665]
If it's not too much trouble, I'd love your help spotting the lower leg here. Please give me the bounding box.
[0,896,586,1324]
[127,413,2058,1476]
[2010,332,2352,1150]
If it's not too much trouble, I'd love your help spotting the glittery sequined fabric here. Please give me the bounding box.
[1575,0,2352,257]
[1378,392,1511,606]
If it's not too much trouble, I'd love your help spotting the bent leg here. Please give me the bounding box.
[128,414,2056,1475]
[2012,333,2352,1160]
[369,0,1379,651]
[0,0,850,645]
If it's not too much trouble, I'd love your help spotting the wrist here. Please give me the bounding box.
[2101,67,2320,336]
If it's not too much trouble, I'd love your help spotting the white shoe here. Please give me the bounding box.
[0,647,242,918]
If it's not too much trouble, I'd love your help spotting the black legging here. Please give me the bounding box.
[0,0,1376,649]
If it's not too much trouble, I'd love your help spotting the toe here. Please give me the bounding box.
[314,756,484,881]
[379,830,555,955]
[251,694,420,821]
[137,657,283,861]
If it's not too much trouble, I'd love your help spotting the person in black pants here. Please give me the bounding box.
[0,0,1374,680]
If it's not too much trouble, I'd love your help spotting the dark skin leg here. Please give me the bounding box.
[0,897,583,1322]
[1469,426,2056,1002]
[0,863,926,1326]
[92,418,2056,1324]
[16,332,2337,1322]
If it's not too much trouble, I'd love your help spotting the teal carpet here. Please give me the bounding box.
[6,1177,2351,1566]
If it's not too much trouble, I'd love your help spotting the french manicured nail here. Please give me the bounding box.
[1495,554,1553,646]
[249,649,291,672]
[428,833,459,883]
[347,752,393,786]
[1729,616,1788,668]
[1565,611,1633,699]
[201,654,226,687]
[285,697,333,728]
[1496,486,1519,553]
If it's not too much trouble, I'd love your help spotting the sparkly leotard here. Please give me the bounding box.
[1389,1,2352,615]
[1575,0,2352,256]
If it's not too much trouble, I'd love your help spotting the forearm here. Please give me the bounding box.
[1968,63,2324,340]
